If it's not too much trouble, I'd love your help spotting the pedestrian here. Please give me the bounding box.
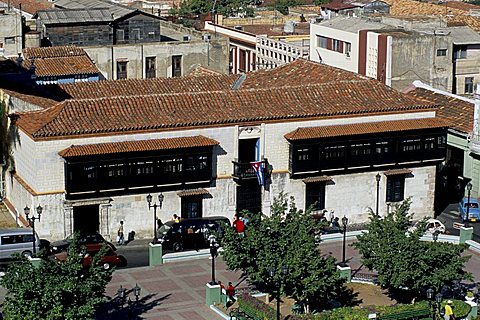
[218,280,225,293]
[444,300,455,320]
[329,210,335,223]
[233,215,245,236]
[226,282,236,302]
[172,214,180,223]
[332,217,340,228]
[117,220,125,245]
[242,214,249,227]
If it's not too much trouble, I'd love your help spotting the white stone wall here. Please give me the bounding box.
[9,111,438,240]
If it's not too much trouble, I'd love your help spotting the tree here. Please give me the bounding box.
[1,235,113,320]
[0,99,19,199]
[352,199,472,301]
[221,193,351,312]
[313,0,328,6]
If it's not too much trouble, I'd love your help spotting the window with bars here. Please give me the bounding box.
[386,175,405,202]
[146,57,156,79]
[305,183,326,211]
[116,61,127,79]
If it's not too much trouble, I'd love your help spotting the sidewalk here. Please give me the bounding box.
[100,240,480,319]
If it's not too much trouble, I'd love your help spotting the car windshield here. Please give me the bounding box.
[466,203,479,208]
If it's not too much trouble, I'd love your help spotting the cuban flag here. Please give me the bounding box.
[250,161,265,186]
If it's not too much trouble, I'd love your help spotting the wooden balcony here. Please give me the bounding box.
[232,161,259,180]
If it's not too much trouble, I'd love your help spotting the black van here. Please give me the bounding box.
[158,216,230,252]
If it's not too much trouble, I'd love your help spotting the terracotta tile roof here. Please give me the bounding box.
[284,117,448,140]
[446,1,480,12]
[404,87,473,134]
[58,73,237,99]
[17,80,436,139]
[186,65,224,77]
[177,188,210,197]
[3,88,58,109]
[23,46,87,59]
[21,46,99,77]
[57,59,368,99]
[58,136,219,158]
[383,168,412,176]
[240,22,310,36]
[382,0,480,31]
[0,0,52,15]
[302,175,332,183]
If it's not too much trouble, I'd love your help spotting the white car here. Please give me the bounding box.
[408,218,446,234]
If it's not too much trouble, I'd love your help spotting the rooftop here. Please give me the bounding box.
[318,16,390,32]
[34,8,113,24]
[53,0,136,19]
[0,0,51,15]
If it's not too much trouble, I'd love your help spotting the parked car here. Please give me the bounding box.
[458,197,480,222]
[54,246,127,270]
[408,218,446,234]
[50,232,116,255]
[158,216,230,252]
[0,228,41,259]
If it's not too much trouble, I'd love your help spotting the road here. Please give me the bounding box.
[436,203,480,242]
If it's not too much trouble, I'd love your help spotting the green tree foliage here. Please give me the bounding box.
[172,0,256,17]
[1,235,113,320]
[312,0,328,6]
[0,100,19,174]
[221,193,350,312]
[352,199,472,300]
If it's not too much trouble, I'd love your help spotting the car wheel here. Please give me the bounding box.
[21,250,32,258]
[103,262,112,270]
[118,255,128,267]
[173,242,183,252]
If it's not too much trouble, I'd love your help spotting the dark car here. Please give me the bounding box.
[54,246,127,270]
[49,232,116,255]
[158,216,230,252]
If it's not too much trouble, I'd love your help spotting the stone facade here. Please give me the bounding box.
[8,111,438,241]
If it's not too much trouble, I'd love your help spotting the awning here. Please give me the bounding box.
[58,135,219,158]
[177,188,210,197]
[383,169,412,176]
[302,175,333,183]
[284,118,448,141]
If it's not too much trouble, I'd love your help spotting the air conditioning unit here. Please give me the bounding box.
[183,35,191,41]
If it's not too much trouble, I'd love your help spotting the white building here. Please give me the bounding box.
[3,59,449,241]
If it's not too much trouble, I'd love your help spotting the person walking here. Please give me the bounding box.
[172,214,180,223]
[226,282,236,302]
[444,300,455,320]
[117,220,125,245]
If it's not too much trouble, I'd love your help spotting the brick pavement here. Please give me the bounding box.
[99,240,480,319]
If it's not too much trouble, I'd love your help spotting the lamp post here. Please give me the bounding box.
[341,215,349,266]
[375,173,381,216]
[427,288,434,320]
[466,182,473,226]
[24,205,42,255]
[209,236,219,285]
[435,292,443,320]
[269,265,288,320]
[146,193,164,244]
[117,284,141,319]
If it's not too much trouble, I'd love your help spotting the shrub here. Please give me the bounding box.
[237,293,276,320]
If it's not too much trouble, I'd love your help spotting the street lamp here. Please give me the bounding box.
[435,292,443,320]
[341,215,349,266]
[427,288,434,320]
[375,173,381,216]
[24,205,42,255]
[466,182,473,226]
[146,193,164,244]
[117,284,141,319]
[209,236,219,285]
[269,265,288,320]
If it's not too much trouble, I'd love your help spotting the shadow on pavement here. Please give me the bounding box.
[96,293,171,319]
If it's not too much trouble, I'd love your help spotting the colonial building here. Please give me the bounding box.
[4,59,449,241]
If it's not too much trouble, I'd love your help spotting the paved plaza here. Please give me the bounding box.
[98,240,480,319]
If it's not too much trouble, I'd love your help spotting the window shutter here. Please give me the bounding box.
[327,38,332,50]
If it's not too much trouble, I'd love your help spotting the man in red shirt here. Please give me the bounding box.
[233,215,245,236]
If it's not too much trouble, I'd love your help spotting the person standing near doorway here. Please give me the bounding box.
[117,220,125,245]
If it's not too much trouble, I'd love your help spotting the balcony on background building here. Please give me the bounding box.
[470,133,480,156]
